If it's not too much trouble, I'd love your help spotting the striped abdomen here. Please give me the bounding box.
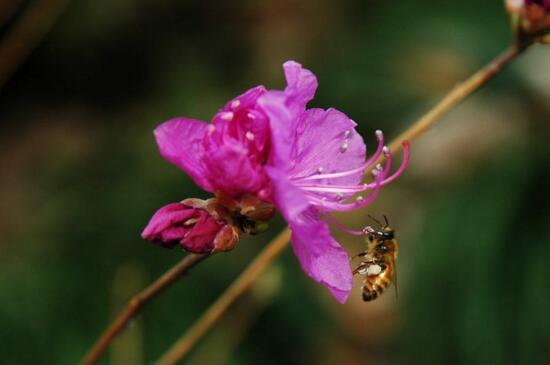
[362,262,394,301]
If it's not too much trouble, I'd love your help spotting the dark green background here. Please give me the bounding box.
[2,1,549,364]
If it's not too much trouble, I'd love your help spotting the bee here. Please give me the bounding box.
[352,215,398,301]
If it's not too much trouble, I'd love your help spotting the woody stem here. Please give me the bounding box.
[386,40,530,157]
[80,253,208,365]
[154,228,291,365]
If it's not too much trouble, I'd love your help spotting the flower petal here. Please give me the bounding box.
[283,61,318,110]
[221,85,266,111]
[202,143,267,197]
[154,118,214,192]
[288,108,366,184]
[289,208,353,303]
[258,90,296,170]
[264,166,310,221]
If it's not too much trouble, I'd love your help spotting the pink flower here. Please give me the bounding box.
[150,61,409,303]
[142,201,239,253]
[526,0,550,10]
[507,0,550,37]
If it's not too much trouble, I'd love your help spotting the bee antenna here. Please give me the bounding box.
[368,214,383,227]
[383,215,389,227]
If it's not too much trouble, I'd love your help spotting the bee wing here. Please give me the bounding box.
[391,258,398,301]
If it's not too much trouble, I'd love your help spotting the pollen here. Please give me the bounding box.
[366,264,382,276]
[220,112,234,121]
[340,141,349,152]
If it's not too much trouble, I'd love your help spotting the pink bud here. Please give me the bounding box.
[141,202,230,253]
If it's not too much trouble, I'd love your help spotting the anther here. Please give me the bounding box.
[220,112,234,121]
[317,166,325,173]
[245,131,255,141]
[382,146,390,155]
[340,141,349,152]
[343,130,351,138]
[247,112,256,120]
[356,195,364,202]
[230,100,240,109]
[375,130,383,138]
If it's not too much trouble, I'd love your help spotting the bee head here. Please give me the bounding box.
[366,215,395,240]
[376,226,394,240]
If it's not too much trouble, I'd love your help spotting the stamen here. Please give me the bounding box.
[323,214,368,236]
[292,130,385,183]
[297,183,369,193]
[220,112,234,121]
[245,131,255,141]
[377,141,411,186]
[230,100,240,109]
[340,141,349,152]
[306,170,386,212]
[363,130,385,167]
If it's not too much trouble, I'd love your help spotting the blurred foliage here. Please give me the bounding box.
[1,0,549,364]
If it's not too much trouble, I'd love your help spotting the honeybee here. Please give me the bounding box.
[352,215,398,301]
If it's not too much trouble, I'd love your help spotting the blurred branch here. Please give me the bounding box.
[153,41,532,365]
[385,41,531,158]
[0,0,69,90]
[154,228,291,365]
[80,253,209,365]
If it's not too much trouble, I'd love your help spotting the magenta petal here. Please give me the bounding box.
[141,203,195,240]
[154,118,214,192]
[202,143,267,197]
[258,91,296,170]
[283,61,318,110]
[288,108,366,187]
[265,166,310,221]
[222,85,266,111]
[289,209,353,303]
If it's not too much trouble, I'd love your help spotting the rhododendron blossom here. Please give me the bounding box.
[507,0,550,37]
[143,61,409,303]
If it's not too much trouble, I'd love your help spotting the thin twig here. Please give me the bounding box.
[154,42,530,365]
[154,228,292,365]
[386,41,529,157]
[0,0,69,90]
[80,253,209,365]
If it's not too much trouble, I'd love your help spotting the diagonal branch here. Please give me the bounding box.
[80,253,209,365]
[0,0,70,90]
[154,228,291,365]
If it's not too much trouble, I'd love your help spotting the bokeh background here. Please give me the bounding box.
[1,0,550,364]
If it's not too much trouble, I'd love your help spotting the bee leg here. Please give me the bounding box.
[350,251,368,261]
[352,263,368,275]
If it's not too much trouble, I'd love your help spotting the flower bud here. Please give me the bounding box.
[506,0,550,40]
[141,202,238,253]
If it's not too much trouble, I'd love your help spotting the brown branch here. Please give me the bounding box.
[154,228,291,365]
[80,253,209,365]
[153,42,531,365]
[385,41,529,158]
[0,0,69,90]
